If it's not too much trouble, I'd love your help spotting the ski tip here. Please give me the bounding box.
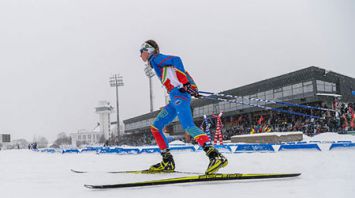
[275,173,302,178]
[84,184,96,189]
[264,173,302,177]
[288,173,301,176]
[71,169,86,173]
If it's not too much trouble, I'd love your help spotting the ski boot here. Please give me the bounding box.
[148,149,175,173]
[203,145,228,174]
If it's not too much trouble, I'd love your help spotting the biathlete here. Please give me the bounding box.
[139,40,228,174]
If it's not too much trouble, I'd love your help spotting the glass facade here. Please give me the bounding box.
[316,80,336,92]
[265,90,273,100]
[125,118,155,131]
[292,83,303,95]
[303,81,313,93]
[257,91,266,106]
[273,88,283,99]
[283,85,292,97]
[193,103,219,117]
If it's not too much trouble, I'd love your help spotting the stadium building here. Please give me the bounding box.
[123,66,355,136]
[0,134,11,143]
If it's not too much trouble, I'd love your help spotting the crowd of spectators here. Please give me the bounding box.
[109,100,354,146]
[220,101,355,140]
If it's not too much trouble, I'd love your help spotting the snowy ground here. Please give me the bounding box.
[1,133,355,198]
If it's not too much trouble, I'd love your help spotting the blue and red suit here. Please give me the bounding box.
[148,53,210,150]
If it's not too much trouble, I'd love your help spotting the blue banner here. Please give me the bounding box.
[352,91,355,96]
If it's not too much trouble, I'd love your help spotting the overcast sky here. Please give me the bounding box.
[0,0,354,142]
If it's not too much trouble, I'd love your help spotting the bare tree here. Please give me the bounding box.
[98,134,106,144]
[33,136,48,148]
[53,132,72,147]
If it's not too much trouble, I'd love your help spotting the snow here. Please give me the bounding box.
[169,140,187,145]
[303,132,355,142]
[1,133,355,198]
[235,131,303,138]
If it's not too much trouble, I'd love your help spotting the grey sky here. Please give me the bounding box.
[0,0,354,142]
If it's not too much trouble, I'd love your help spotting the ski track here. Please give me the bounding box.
[1,147,355,198]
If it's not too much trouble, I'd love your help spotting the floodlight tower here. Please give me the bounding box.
[109,74,124,137]
[144,66,155,112]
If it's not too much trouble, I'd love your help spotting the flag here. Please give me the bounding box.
[342,114,348,129]
[237,116,243,125]
[350,107,355,129]
[257,115,264,125]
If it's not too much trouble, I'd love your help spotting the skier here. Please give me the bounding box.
[139,40,228,174]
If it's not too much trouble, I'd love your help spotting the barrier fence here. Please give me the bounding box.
[34,141,355,154]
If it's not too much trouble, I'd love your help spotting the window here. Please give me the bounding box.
[242,96,250,108]
[257,92,265,98]
[219,101,233,112]
[265,90,273,100]
[292,83,303,95]
[283,86,292,97]
[195,107,201,117]
[274,88,283,99]
[227,101,234,111]
[332,84,337,92]
[250,94,257,105]
[208,104,213,113]
[196,104,215,117]
[225,101,231,112]
[202,106,207,115]
[317,80,325,92]
[303,81,313,93]
[202,104,211,115]
[257,92,266,105]
[236,97,243,109]
[316,80,336,93]
[199,107,204,116]
[325,82,332,92]
[218,102,224,112]
[213,104,220,114]
[230,100,237,110]
[200,107,204,116]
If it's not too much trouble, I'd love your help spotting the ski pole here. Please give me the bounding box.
[199,91,336,112]
[199,94,321,119]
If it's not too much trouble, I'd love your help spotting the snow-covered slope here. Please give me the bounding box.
[0,132,354,198]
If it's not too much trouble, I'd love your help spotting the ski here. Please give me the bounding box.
[84,173,301,189]
[71,169,201,175]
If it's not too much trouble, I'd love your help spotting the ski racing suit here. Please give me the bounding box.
[148,53,210,150]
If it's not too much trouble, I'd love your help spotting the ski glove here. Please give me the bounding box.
[182,83,200,98]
